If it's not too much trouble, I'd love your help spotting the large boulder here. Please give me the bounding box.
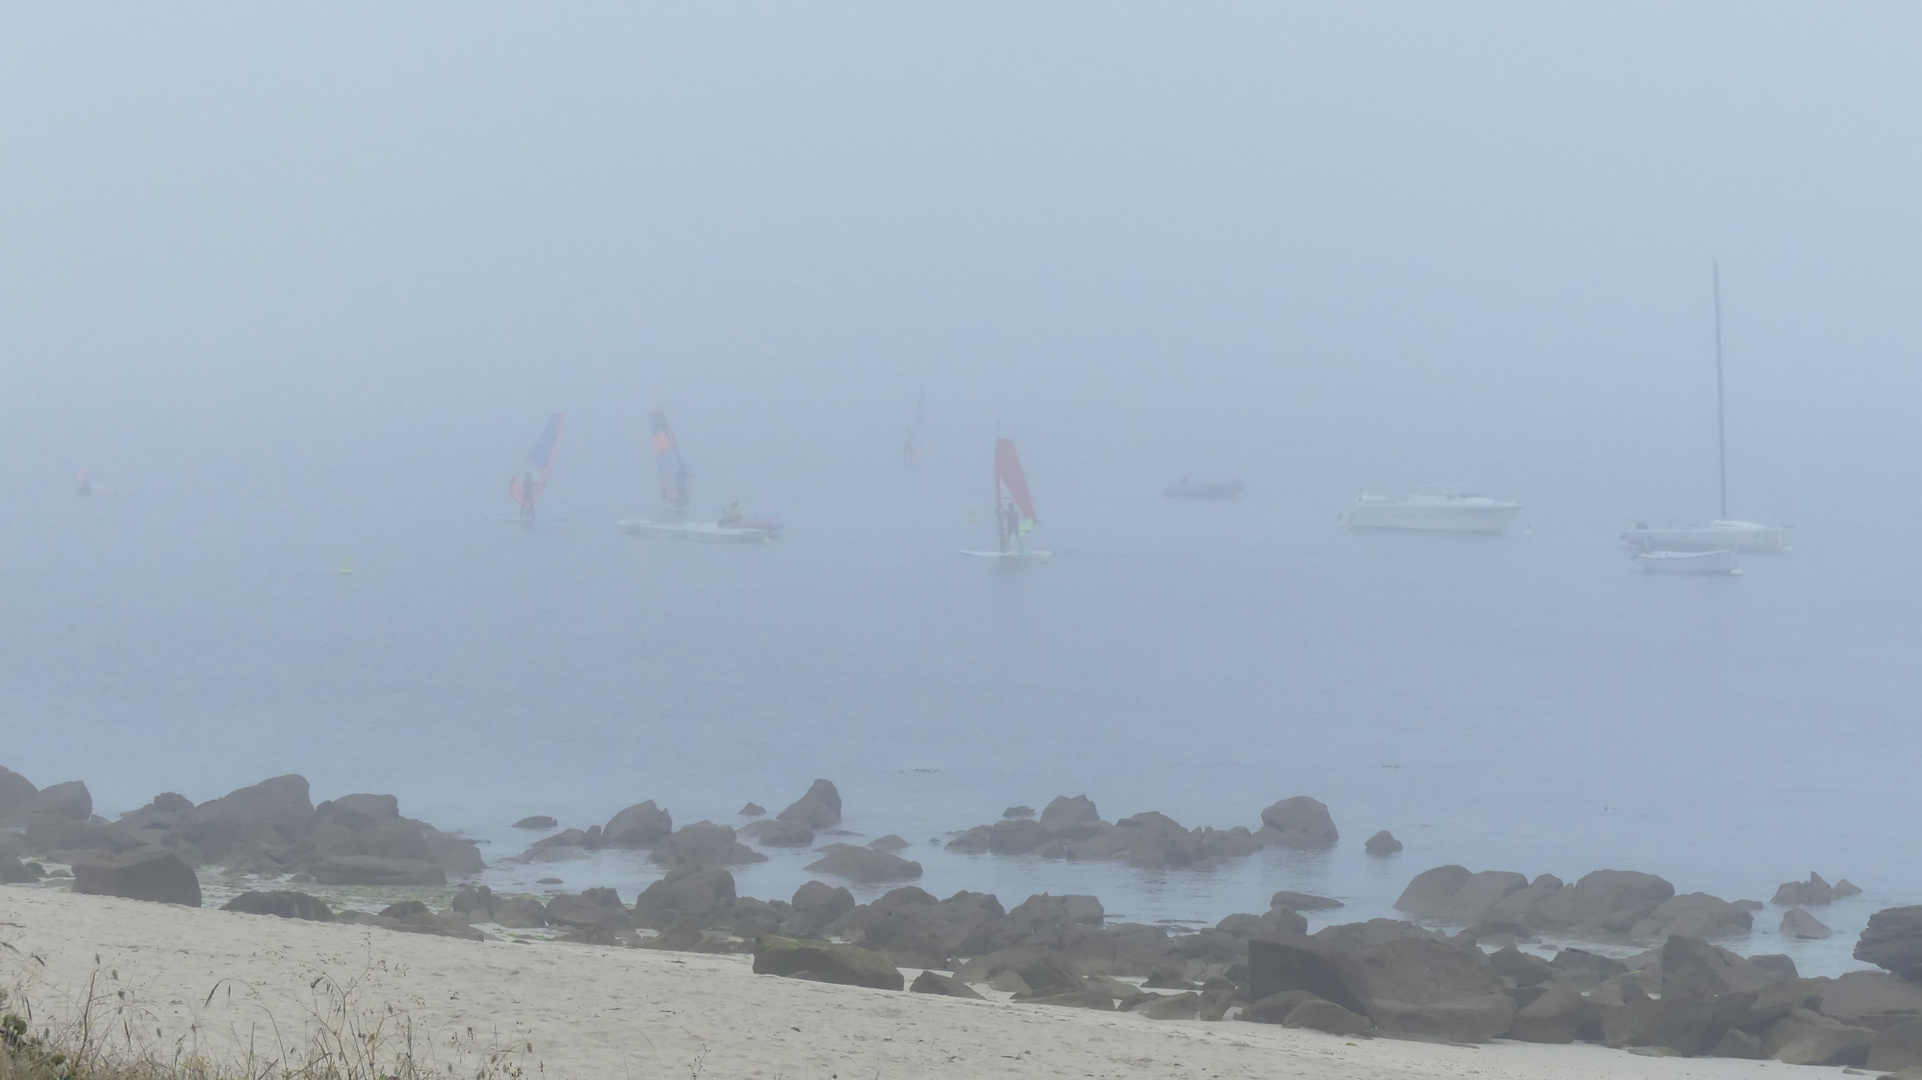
[652,822,764,868]
[1780,908,1832,940]
[221,891,333,921]
[1857,907,1922,981]
[784,880,855,936]
[1814,970,1922,1030]
[1365,830,1402,855]
[1529,869,1673,934]
[16,779,90,822]
[910,971,984,999]
[1246,934,1372,1016]
[0,766,37,818]
[546,888,630,930]
[1256,796,1337,848]
[177,775,313,864]
[1284,998,1376,1036]
[1869,1020,1922,1074]
[986,818,1048,855]
[71,849,201,906]
[775,780,842,830]
[631,864,735,926]
[954,946,1086,995]
[753,936,902,990]
[1039,795,1101,837]
[16,781,95,850]
[603,801,672,848]
[805,844,922,883]
[1507,982,1593,1043]
[1395,866,1472,917]
[1630,893,1753,940]
[1359,936,1515,1043]
[1272,891,1343,912]
[741,818,815,847]
[310,855,446,886]
[1772,872,1833,907]
[1395,867,1527,924]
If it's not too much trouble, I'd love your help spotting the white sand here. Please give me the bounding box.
[1,888,1815,1079]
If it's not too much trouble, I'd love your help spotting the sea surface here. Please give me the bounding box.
[3,472,1916,975]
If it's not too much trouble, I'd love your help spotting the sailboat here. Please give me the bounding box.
[74,469,117,496]
[1622,264,1790,555]
[962,435,1049,560]
[617,408,773,543]
[507,414,565,521]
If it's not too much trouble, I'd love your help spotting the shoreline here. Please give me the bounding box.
[0,888,1807,1080]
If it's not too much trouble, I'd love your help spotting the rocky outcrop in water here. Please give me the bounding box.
[1856,906,1922,982]
[1772,872,1833,907]
[1393,864,1755,945]
[776,779,842,830]
[943,793,1331,870]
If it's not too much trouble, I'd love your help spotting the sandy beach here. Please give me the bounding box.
[0,889,1817,1080]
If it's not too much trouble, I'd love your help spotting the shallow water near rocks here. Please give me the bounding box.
[3,478,1914,975]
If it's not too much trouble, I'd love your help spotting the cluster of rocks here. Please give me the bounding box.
[515,779,924,884]
[1,767,484,905]
[1393,864,1760,943]
[942,795,1359,869]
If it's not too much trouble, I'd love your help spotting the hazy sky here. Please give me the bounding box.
[3,3,1919,528]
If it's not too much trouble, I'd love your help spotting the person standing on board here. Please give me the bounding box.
[518,470,538,520]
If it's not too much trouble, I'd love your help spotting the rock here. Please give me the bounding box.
[643,915,706,951]
[1816,970,1922,1030]
[1284,998,1375,1036]
[1748,953,1798,981]
[1246,934,1372,1017]
[1773,1021,1874,1066]
[1395,865,1472,918]
[511,816,557,830]
[1733,898,1764,911]
[16,779,92,822]
[1630,892,1753,940]
[1549,947,1628,977]
[805,844,922,883]
[177,775,312,864]
[71,849,201,906]
[221,891,333,921]
[1858,907,1922,981]
[603,801,673,848]
[1271,891,1343,912]
[0,854,34,884]
[1488,946,1556,987]
[775,780,842,830]
[1365,830,1402,855]
[739,803,765,816]
[450,885,495,917]
[1782,907,1833,939]
[1256,796,1338,848]
[1002,805,1035,819]
[653,821,765,867]
[753,936,902,990]
[866,834,908,852]
[954,946,1087,995]
[1834,878,1863,899]
[546,888,629,930]
[1020,988,1116,1011]
[1869,1020,1922,1073]
[1711,1028,1762,1058]
[1419,869,1529,925]
[1242,989,1323,1024]
[378,900,429,919]
[792,879,856,917]
[1060,894,1105,926]
[1507,982,1592,1043]
[310,856,446,886]
[1312,919,1437,955]
[1773,872,1833,907]
[1531,869,1674,934]
[740,818,815,847]
[493,897,548,928]
[1360,936,1515,1043]
[910,970,984,999]
[1038,795,1102,837]
[632,865,735,926]
[986,818,1048,855]
[1136,991,1201,1019]
[420,825,485,875]
[0,766,36,818]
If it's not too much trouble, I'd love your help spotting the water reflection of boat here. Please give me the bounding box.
[1338,485,1522,533]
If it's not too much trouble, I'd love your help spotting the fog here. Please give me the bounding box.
[3,3,1921,973]
[5,3,1920,530]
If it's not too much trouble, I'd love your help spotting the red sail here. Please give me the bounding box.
[995,438,1036,523]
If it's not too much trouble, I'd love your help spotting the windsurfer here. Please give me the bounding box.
[518,471,538,519]
[999,499,1022,552]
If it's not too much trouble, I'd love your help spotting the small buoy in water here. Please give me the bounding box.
[339,558,355,576]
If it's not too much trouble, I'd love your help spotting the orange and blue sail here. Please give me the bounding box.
[509,414,565,518]
[995,437,1036,550]
[650,408,691,510]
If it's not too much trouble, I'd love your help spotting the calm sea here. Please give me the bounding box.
[3,469,1914,975]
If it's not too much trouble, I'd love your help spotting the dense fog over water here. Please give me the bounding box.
[3,4,1920,973]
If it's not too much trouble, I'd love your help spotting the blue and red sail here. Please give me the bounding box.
[509,414,566,518]
[651,408,691,511]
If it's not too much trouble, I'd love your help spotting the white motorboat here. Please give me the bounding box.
[618,519,771,544]
[1634,548,1740,575]
[1338,485,1522,533]
[1622,519,1789,554]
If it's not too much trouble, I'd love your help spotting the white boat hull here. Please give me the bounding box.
[1622,520,1789,553]
[618,519,771,544]
[1635,548,1739,575]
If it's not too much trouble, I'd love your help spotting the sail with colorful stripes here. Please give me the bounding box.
[509,414,565,519]
[995,437,1037,552]
[650,408,691,511]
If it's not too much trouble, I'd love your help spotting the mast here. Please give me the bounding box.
[1713,262,1727,520]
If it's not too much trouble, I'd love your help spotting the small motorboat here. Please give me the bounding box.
[1634,548,1740,575]
[1163,476,1245,499]
[1339,485,1522,533]
[1622,520,1788,554]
